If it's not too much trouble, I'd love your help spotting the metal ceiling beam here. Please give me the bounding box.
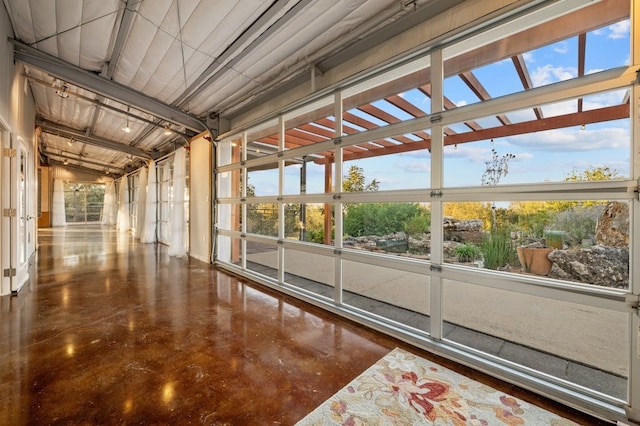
[37,118,156,160]
[13,40,206,132]
[48,159,115,177]
[105,0,140,80]
[175,0,315,109]
[42,150,126,174]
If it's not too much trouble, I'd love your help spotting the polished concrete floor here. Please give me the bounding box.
[0,225,609,424]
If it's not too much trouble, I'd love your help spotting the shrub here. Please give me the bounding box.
[454,243,482,262]
[404,210,431,236]
[481,229,516,270]
[549,205,603,247]
[344,203,422,237]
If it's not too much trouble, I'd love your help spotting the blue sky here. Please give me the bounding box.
[249,19,631,196]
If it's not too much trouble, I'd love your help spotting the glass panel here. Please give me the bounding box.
[283,156,328,195]
[217,203,241,232]
[343,202,431,260]
[246,240,278,279]
[217,235,242,267]
[246,203,278,237]
[247,126,278,159]
[343,260,430,333]
[284,204,329,244]
[217,169,241,199]
[283,248,334,299]
[443,0,630,96]
[443,280,628,400]
[63,183,106,223]
[442,200,630,289]
[218,137,241,167]
[247,162,279,197]
[342,65,431,137]
[443,106,630,187]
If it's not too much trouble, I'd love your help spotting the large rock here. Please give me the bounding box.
[595,202,629,248]
[443,218,483,244]
[548,245,628,288]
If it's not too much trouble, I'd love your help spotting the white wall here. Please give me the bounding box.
[0,3,37,295]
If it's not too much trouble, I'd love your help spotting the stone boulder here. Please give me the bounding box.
[548,245,628,288]
[443,218,483,244]
[595,202,629,248]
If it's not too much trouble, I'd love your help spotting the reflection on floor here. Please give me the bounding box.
[0,226,609,424]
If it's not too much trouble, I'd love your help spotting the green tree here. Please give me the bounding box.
[548,165,620,212]
[343,165,380,192]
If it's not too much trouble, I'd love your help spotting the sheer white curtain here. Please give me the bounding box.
[141,161,157,243]
[101,181,117,225]
[51,179,66,227]
[168,148,186,257]
[135,167,148,239]
[117,177,130,233]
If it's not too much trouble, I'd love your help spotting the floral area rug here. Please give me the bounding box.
[296,348,578,425]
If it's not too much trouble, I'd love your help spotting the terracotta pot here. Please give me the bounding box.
[516,246,554,275]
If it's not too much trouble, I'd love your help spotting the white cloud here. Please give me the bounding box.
[553,41,569,54]
[582,89,628,109]
[608,20,629,39]
[531,65,577,87]
[455,100,468,107]
[507,127,629,152]
[522,52,534,64]
[395,160,430,173]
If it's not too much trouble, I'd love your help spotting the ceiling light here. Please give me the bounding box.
[163,124,172,136]
[56,84,69,98]
[63,158,68,165]
[123,106,131,133]
[67,138,74,146]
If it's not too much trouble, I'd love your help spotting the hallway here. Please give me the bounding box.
[0,226,607,424]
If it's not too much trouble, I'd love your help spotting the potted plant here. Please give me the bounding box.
[516,240,554,275]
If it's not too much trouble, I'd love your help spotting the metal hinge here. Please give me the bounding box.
[430,115,443,124]
[3,268,16,277]
[3,148,16,157]
[430,190,443,198]
[632,297,640,317]
[333,137,342,145]
[429,264,442,273]
[3,208,16,217]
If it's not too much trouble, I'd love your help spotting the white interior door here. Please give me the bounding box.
[1,133,30,295]
[13,140,30,292]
